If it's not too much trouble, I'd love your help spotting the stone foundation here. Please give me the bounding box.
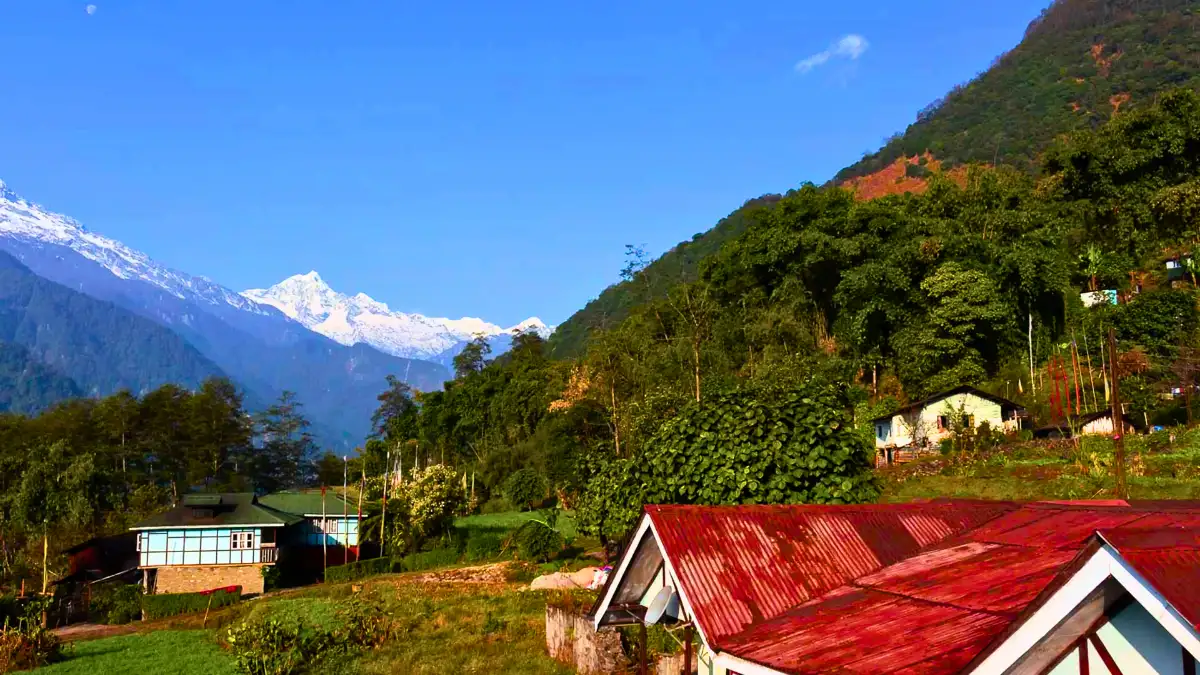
[545,605,626,674]
[151,564,266,595]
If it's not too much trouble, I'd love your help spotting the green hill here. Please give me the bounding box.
[550,0,1200,356]
[0,250,229,402]
[836,0,1200,181]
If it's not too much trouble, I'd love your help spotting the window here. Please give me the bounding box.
[230,532,254,550]
[937,415,948,431]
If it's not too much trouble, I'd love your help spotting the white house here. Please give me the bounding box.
[871,385,1024,453]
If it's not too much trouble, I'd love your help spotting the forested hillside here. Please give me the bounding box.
[552,0,1200,355]
[837,0,1200,181]
[0,342,81,413]
[0,251,228,402]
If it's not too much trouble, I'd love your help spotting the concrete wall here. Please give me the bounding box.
[545,606,626,675]
[153,564,266,595]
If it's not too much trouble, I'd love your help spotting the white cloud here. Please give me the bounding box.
[85,4,97,15]
[795,34,869,74]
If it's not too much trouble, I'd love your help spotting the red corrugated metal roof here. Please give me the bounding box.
[645,501,1016,644]
[641,501,1200,675]
[1101,527,1200,631]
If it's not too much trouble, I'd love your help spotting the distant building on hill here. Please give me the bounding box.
[1033,409,1140,440]
[871,385,1025,463]
[130,490,363,595]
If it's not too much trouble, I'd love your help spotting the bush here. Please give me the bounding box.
[465,531,505,562]
[224,594,395,675]
[397,548,460,572]
[142,586,241,621]
[89,583,143,624]
[324,557,393,584]
[0,598,67,671]
[504,469,548,511]
[514,521,564,563]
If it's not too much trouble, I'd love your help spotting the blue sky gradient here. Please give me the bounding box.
[0,0,1050,326]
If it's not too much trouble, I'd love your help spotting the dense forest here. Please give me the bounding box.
[0,251,227,409]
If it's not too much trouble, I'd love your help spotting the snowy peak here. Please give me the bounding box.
[241,272,553,360]
[0,178,268,314]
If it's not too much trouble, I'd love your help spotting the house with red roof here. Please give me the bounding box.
[591,500,1200,675]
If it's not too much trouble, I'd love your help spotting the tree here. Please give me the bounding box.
[371,375,418,442]
[453,336,492,379]
[187,378,252,488]
[313,452,344,488]
[253,391,318,492]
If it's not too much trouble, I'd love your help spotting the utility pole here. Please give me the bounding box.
[1108,327,1128,500]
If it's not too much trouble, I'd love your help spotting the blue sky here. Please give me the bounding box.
[0,0,1051,326]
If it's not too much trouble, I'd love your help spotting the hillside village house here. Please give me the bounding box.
[131,491,361,595]
[872,385,1025,461]
[1034,409,1141,440]
[592,500,1200,675]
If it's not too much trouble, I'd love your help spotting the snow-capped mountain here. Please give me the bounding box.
[0,179,269,316]
[0,177,450,447]
[242,271,554,364]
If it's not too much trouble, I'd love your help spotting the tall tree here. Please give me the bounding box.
[253,391,318,492]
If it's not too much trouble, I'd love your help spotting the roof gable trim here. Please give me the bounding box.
[966,543,1200,675]
[592,514,653,631]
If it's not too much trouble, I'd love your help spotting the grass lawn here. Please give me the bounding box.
[454,510,579,541]
[39,630,237,675]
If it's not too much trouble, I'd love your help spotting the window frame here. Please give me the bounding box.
[230,532,254,550]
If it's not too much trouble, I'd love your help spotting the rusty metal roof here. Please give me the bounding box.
[645,501,1016,644]
[1101,527,1200,631]
[642,501,1200,675]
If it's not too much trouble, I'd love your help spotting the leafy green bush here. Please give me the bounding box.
[324,557,393,584]
[224,593,395,675]
[503,469,547,511]
[397,547,460,572]
[89,582,143,624]
[0,597,67,671]
[464,531,505,562]
[142,586,241,620]
[513,521,564,563]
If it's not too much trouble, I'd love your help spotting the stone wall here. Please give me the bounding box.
[545,606,626,674]
[152,564,266,595]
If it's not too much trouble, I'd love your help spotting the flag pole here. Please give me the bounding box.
[380,447,389,558]
[321,484,328,577]
[342,456,349,558]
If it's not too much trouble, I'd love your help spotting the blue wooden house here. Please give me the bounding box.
[131,491,363,595]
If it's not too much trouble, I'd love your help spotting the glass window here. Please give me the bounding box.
[230,532,254,550]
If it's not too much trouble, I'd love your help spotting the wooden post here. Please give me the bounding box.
[202,593,214,628]
[638,622,648,675]
[682,625,694,675]
[1029,313,1037,395]
[1071,340,1083,416]
[381,447,389,558]
[1108,328,1128,500]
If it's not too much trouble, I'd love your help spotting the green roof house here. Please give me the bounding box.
[132,490,363,595]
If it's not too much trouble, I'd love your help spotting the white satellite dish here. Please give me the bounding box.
[644,586,679,625]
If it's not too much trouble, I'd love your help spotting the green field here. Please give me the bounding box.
[39,630,237,675]
[454,510,579,541]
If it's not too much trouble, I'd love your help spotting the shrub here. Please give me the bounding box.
[465,531,505,562]
[397,548,460,572]
[479,497,514,514]
[224,594,395,675]
[324,557,393,584]
[142,586,241,620]
[0,598,66,672]
[514,521,564,563]
[89,583,143,624]
[261,565,283,592]
[377,465,467,554]
[0,625,66,672]
[504,469,548,511]
[502,561,539,583]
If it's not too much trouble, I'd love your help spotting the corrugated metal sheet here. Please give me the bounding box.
[640,501,1200,675]
[1102,527,1200,630]
[723,588,1009,675]
[645,502,1015,644]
